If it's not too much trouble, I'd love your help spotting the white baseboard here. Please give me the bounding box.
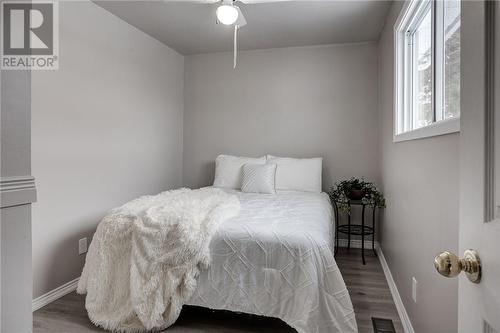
[32,277,80,312]
[377,245,415,333]
[336,238,375,249]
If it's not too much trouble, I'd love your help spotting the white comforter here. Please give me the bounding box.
[77,188,240,332]
[187,189,357,333]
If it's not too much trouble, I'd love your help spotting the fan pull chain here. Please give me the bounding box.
[233,25,239,69]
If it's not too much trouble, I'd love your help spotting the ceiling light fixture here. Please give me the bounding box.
[216,4,239,25]
[214,0,247,68]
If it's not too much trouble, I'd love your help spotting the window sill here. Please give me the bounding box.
[393,118,460,142]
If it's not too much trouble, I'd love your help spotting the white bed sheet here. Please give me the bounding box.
[187,189,357,333]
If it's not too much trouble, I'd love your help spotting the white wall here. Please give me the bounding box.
[31,1,184,298]
[183,43,379,190]
[378,2,459,332]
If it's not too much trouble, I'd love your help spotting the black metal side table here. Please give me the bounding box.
[332,200,377,265]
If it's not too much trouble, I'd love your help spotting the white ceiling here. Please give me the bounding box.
[95,1,392,55]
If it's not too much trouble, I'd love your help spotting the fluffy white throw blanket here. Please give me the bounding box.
[77,188,240,333]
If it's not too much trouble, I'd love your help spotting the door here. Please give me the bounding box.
[458,1,500,332]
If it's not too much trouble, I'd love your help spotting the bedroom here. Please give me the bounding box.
[1,0,499,333]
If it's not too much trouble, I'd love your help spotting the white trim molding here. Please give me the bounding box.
[393,117,460,142]
[377,246,415,333]
[337,240,415,332]
[0,176,37,208]
[32,278,79,312]
[393,0,427,138]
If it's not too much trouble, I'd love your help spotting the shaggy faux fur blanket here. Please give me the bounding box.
[77,188,240,333]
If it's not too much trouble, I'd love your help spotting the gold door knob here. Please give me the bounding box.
[434,249,481,283]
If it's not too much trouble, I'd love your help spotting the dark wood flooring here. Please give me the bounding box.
[33,249,403,333]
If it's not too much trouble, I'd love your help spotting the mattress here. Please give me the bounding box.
[187,189,357,333]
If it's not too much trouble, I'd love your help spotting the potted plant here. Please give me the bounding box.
[328,177,386,214]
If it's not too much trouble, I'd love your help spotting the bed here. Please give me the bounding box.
[78,155,358,333]
[187,188,358,333]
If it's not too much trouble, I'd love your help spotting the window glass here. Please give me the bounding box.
[443,0,460,119]
[395,0,461,139]
[412,8,433,130]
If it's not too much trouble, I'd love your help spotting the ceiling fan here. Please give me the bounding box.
[215,0,246,68]
[166,0,291,68]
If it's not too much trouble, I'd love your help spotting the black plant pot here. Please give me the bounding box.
[348,189,365,200]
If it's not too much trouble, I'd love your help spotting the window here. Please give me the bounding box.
[394,0,460,141]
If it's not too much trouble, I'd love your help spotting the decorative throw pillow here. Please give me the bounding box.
[266,155,322,192]
[213,154,266,190]
[241,163,277,194]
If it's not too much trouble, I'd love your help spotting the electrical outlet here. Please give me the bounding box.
[79,237,88,255]
[412,277,418,303]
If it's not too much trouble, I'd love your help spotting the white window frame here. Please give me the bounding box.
[393,0,460,142]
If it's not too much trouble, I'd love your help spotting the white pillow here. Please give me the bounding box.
[213,154,266,189]
[241,163,277,194]
[266,155,322,192]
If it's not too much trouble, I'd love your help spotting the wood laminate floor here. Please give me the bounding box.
[33,249,403,333]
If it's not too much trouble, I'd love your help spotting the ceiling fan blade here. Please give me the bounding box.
[238,0,293,3]
[235,6,247,27]
[162,0,220,4]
